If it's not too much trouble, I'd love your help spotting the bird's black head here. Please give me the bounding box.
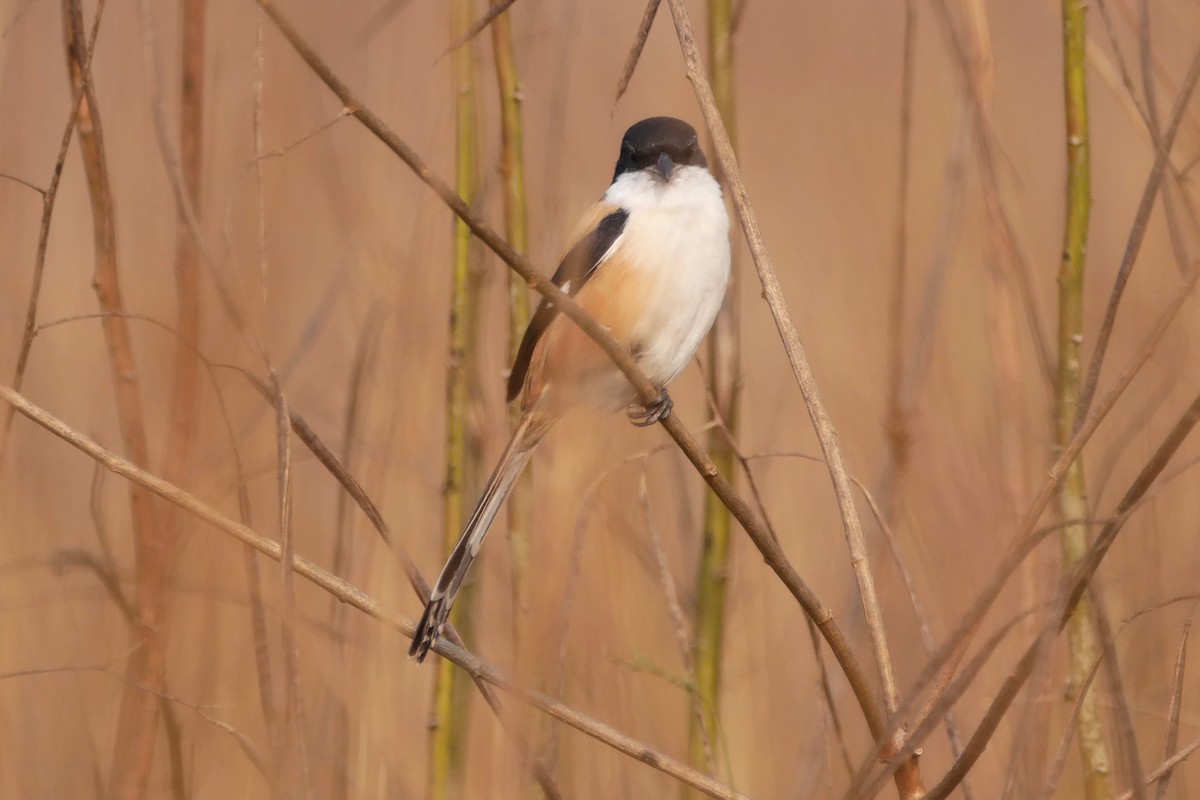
[612,117,707,183]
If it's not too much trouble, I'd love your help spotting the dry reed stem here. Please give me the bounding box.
[1089,584,1148,800]
[661,0,916,792]
[877,113,969,519]
[1031,594,1195,800]
[157,3,207,794]
[1154,603,1195,799]
[0,385,743,800]
[241,375,565,799]
[854,240,1200,795]
[1074,45,1200,432]
[665,0,896,702]
[1039,636,1109,799]
[638,472,715,778]
[614,0,662,108]
[159,0,204,524]
[847,599,1051,798]
[1137,0,1194,276]
[323,305,381,800]
[933,0,1055,388]
[917,388,1200,800]
[63,2,167,795]
[255,0,885,747]
[882,0,918,505]
[1115,737,1200,800]
[849,257,1200,796]
[0,0,106,469]
[711,435,859,779]
[268,373,315,799]
[542,442,677,775]
[853,480,975,799]
[441,0,518,57]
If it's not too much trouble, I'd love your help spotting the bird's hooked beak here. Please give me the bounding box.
[655,151,674,181]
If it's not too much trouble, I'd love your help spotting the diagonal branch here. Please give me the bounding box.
[661,0,912,789]
[0,384,747,800]
[253,0,886,744]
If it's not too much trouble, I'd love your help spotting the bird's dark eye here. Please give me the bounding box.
[630,150,655,168]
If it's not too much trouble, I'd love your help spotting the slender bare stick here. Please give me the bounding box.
[0,0,107,470]
[1074,45,1200,431]
[638,472,714,777]
[1033,595,1194,800]
[63,2,168,796]
[1116,737,1200,800]
[854,479,975,800]
[0,385,746,800]
[918,388,1200,800]
[846,253,1200,796]
[1154,603,1196,800]
[267,374,314,799]
[882,0,918,513]
[1089,583,1148,800]
[1137,0,1193,275]
[614,0,662,108]
[1039,636,1109,799]
[661,0,915,793]
[239,374,564,800]
[254,0,886,743]
[440,0,518,57]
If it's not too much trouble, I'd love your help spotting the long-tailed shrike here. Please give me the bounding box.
[410,116,731,662]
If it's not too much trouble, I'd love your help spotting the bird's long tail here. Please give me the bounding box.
[409,408,550,662]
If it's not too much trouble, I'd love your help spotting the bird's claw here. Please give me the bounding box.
[627,391,673,427]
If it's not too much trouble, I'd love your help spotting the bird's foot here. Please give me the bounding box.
[627,391,673,427]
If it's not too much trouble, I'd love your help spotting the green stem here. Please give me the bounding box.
[1058,2,1110,798]
[688,0,738,789]
[490,0,533,659]
[430,1,479,796]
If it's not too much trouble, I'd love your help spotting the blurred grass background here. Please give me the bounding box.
[2,0,1200,797]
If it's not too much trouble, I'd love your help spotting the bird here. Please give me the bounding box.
[409,116,731,662]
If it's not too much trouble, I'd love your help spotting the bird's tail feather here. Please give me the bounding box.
[409,410,547,662]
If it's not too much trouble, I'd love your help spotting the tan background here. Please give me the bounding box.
[1,0,1199,796]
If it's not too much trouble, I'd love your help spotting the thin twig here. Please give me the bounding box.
[918,387,1200,800]
[64,1,167,794]
[639,471,715,777]
[1115,737,1200,800]
[1090,582,1148,800]
[662,0,908,787]
[268,373,314,799]
[0,0,108,471]
[439,0,517,58]
[883,0,918,506]
[1154,602,1196,800]
[613,0,661,108]
[853,478,975,800]
[854,260,1200,795]
[1074,46,1200,433]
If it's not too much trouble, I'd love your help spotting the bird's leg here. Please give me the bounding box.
[627,390,673,427]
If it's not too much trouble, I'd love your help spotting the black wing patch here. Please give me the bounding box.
[506,209,629,402]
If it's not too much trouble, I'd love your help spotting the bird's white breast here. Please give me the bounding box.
[602,165,731,386]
